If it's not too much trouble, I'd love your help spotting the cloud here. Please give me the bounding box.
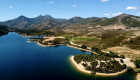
[112,12,123,16]
[9,6,13,9]
[126,6,138,10]
[72,5,77,8]
[101,0,109,2]
[104,12,123,17]
[47,1,54,4]
[104,14,110,16]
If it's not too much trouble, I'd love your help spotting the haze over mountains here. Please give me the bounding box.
[0,13,140,31]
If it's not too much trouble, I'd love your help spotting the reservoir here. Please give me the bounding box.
[0,32,136,80]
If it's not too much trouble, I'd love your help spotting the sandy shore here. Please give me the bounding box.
[137,73,140,80]
[70,56,127,76]
[21,35,33,37]
[37,42,65,47]
[37,42,48,47]
[37,42,57,47]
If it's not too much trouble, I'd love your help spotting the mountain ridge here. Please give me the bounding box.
[0,13,140,31]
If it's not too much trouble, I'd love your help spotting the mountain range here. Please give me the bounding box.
[0,13,140,31]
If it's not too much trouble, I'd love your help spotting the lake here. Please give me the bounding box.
[0,32,136,80]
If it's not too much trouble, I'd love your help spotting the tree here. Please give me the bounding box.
[81,45,87,49]
[127,67,133,72]
[52,41,59,45]
[91,47,100,52]
[134,59,140,68]
[123,64,127,69]
[120,55,125,59]
[91,70,96,74]
[120,59,124,63]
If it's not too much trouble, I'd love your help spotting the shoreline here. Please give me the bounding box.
[21,35,33,37]
[137,73,140,80]
[37,42,65,47]
[25,35,137,78]
[37,42,49,47]
[67,44,93,53]
[70,56,127,76]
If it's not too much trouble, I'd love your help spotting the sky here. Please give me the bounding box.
[0,0,140,21]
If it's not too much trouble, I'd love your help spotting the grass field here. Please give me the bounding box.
[73,37,99,41]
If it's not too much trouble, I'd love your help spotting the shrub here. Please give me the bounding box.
[120,55,125,59]
[123,64,127,69]
[120,59,124,63]
[81,45,87,49]
[134,59,140,68]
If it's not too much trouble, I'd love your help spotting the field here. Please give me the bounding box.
[73,37,99,41]
[70,29,140,60]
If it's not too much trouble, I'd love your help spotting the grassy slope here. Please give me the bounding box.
[71,30,135,49]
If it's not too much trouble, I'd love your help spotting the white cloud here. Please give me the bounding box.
[72,5,77,8]
[112,12,123,16]
[104,12,123,17]
[47,1,54,4]
[104,14,110,16]
[9,6,13,9]
[102,0,109,2]
[126,6,138,10]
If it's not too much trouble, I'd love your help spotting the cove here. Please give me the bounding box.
[0,32,136,80]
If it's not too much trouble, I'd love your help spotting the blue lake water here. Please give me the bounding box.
[0,32,136,80]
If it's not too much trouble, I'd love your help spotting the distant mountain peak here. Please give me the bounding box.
[117,13,129,18]
[71,16,83,19]
[17,15,29,20]
[44,15,53,19]
[38,15,43,17]
[18,15,27,18]
[44,14,51,16]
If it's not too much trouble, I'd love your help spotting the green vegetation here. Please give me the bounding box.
[73,37,98,41]
[64,35,73,39]
[122,16,140,27]
[74,54,96,64]
[95,17,117,26]
[120,55,125,59]
[73,45,127,74]
[31,37,66,46]
[122,64,127,69]
[72,30,131,49]
[134,59,140,68]
[123,36,140,50]
[51,38,65,45]
[81,45,87,49]
[91,47,100,52]
[74,54,125,74]
[120,59,124,63]
[64,35,73,43]
[91,47,119,58]
[29,37,44,42]
[95,60,125,73]
[127,67,133,72]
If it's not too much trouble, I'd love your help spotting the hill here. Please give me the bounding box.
[0,25,9,36]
